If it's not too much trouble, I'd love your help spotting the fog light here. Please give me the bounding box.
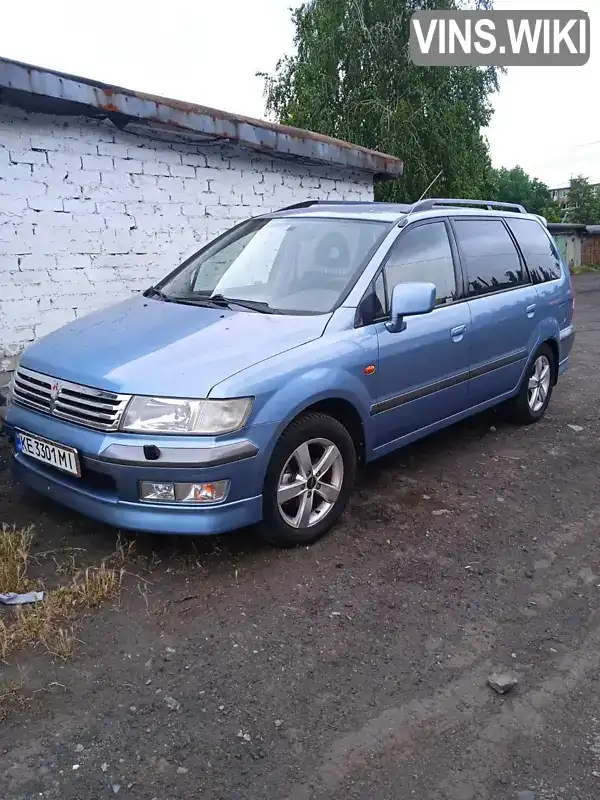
[139,480,229,503]
[140,482,175,502]
[175,480,229,503]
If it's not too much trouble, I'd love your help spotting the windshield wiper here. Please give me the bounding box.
[180,293,276,313]
[144,286,172,302]
[146,288,275,313]
[144,289,228,310]
[208,294,275,314]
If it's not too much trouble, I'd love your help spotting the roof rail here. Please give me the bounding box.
[411,198,527,214]
[275,200,382,212]
[277,200,321,211]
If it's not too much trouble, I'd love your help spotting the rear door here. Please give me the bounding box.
[506,217,575,367]
[451,216,539,407]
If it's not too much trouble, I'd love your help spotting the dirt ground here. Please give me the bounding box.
[0,273,599,800]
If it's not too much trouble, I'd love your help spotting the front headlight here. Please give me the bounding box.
[121,396,253,435]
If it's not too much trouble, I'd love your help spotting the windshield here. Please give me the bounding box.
[157,217,389,314]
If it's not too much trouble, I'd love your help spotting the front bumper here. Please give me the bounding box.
[3,405,274,535]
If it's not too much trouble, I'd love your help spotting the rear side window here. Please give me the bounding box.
[384,221,457,305]
[453,219,526,298]
[506,218,562,282]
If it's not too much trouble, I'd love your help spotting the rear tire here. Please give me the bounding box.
[506,344,555,424]
[259,412,357,547]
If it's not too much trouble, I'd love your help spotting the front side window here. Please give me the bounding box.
[158,217,389,315]
[384,221,457,305]
[506,218,562,283]
[453,219,526,297]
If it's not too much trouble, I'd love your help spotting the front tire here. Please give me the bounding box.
[259,412,357,547]
[506,344,555,424]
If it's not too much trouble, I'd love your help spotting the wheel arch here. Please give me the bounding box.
[266,394,367,467]
[542,337,560,384]
[520,328,560,390]
[295,397,366,464]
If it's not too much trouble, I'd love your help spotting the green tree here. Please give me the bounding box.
[261,0,499,203]
[489,166,552,215]
[540,201,562,224]
[566,176,600,224]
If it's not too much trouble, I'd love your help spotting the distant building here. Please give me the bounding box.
[548,223,600,269]
[550,186,570,205]
[550,183,600,206]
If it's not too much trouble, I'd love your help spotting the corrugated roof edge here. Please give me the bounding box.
[0,57,404,180]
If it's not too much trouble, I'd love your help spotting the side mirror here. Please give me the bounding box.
[386,282,436,333]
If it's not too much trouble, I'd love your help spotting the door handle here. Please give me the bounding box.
[526,303,537,318]
[450,324,466,342]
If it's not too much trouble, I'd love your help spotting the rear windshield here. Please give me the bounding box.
[157,217,389,315]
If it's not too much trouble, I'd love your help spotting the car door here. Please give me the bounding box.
[369,219,472,452]
[450,216,540,407]
[505,215,574,334]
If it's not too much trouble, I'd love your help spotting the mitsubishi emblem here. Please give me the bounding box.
[50,380,60,412]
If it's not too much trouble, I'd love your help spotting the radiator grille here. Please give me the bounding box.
[12,366,131,432]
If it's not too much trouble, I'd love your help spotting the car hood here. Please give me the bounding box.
[21,295,330,397]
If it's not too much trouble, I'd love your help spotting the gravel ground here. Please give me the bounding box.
[0,273,599,800]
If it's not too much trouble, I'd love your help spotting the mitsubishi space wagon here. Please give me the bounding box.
[4,198,575,546]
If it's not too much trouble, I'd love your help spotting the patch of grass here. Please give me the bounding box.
[0,525,125,660]
[572,264,600,275]
[2,563,123,658]
[0,524,34,593]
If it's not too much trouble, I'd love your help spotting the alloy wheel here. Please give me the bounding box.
[528,355,551,412]
[276,438,344,529]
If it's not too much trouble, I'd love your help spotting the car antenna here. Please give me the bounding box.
[400,170,444,225]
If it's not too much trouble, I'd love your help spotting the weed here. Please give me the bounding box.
[41,626,77,661]
[0,617,7,661]
[0,524,34,593]
[0,679,26,721]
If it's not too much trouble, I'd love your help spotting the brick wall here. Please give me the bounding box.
[0,105,374,395]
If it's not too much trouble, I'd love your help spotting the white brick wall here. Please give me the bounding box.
[0,106,373,394]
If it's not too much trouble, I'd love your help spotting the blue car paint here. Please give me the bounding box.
[465,285,539,407]
[371,303,472,446]
[3,206,575,536]
[19,294,330,397]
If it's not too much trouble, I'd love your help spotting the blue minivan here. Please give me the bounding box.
[4,198,575,546]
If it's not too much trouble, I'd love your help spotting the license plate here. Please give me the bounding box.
[15,430,81,477]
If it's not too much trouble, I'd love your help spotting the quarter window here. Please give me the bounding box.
[355,272,387,327]
[373,271,386,318]
[384,222,457,305]
[506,218,562,282]
[453,219,526,297]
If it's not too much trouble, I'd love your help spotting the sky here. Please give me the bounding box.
[487,0,600,188]
[0,0,597,190]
